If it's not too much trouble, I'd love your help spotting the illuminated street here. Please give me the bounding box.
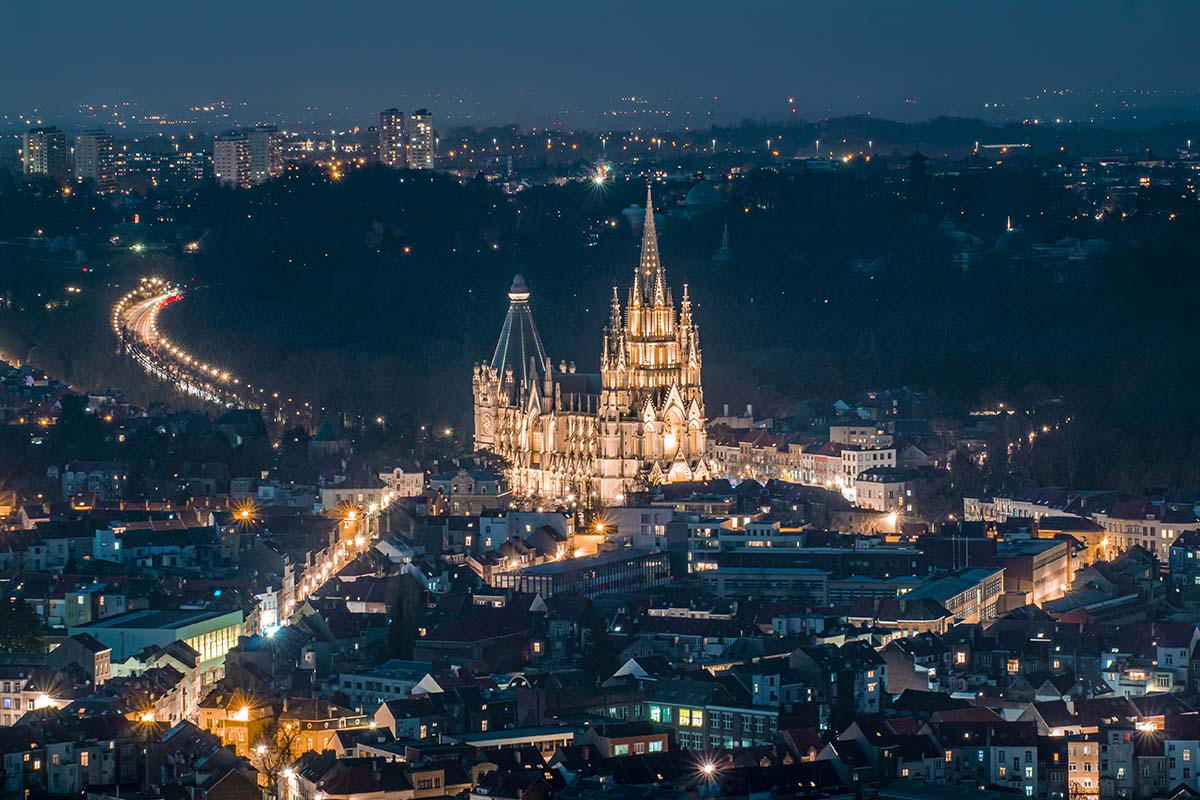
[114,277,314,425]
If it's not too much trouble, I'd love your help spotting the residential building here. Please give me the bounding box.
[407,109,434,169]
[22,126,68,181]
[73,129,116,192]
[213,132,252,188]
[248,125,283,183]
[380,108,405,166]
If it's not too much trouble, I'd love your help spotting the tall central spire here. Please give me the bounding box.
[636,184,663,306]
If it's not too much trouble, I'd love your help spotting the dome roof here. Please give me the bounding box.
[685,181,724,208]
[995,227,1034,258]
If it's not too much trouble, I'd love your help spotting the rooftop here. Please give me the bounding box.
[516,547,660,576]
[71,608,241,631]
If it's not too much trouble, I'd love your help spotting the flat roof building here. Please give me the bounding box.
[699,556,830,603]
[488,547,668,597]
[69,608,243,678]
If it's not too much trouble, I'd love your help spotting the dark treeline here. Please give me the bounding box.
[0,151,1198,493]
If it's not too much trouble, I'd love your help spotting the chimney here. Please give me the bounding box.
[746,404,753,417]
[723,403,729,417]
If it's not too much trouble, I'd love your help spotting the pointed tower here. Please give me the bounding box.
[475,274,550,452]
[634,185,661,306]
[712,220,733,266]
[491,274,548,394]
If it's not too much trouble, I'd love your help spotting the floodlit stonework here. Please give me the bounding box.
[473,186,712,504]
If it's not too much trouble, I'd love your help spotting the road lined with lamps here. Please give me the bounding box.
[113,277,317,426]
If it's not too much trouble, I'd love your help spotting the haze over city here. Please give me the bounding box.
[5,0,1200,127]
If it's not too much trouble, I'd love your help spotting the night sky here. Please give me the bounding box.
[5,0,1198,125]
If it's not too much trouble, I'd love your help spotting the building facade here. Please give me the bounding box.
[248,125,283,184]
[213,132,252,188]
[379,108,405,166]
[407,109,434,169]
[73,129,116,192]
[22,127,69,181]
[473,187,712,504]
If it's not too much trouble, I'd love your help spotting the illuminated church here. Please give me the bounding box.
[473,186,711,504]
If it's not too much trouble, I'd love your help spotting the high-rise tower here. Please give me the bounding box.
[23,127,69,183]
[407,109,434,169]
[74,129,116,193]
[379,108,405,167]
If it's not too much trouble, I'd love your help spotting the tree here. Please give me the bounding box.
[580,611,618,684]
[250,721,302,798]
[387,573,424,659]
[0,598,44,654]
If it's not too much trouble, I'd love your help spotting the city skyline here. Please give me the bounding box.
[4,1,1200,127]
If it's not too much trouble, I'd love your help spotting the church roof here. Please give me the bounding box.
[312,416,347,442]
[491,273,549,392]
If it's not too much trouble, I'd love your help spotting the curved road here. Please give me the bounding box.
[115,281,312,425]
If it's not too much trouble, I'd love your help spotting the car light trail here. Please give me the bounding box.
[112,276,315,424]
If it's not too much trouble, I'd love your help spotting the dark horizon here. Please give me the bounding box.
[5,0,1200,128]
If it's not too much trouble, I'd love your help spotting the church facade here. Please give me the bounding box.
[472,187,712,504]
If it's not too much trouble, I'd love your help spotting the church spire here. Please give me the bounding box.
[637,184,663,305]
[608,284,621,329]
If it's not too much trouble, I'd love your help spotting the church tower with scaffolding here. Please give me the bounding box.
[473,186,711,505]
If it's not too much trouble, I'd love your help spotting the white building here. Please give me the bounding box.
[407,109,434,169]
[854,468,912,513]
[213,132,252,188]
[248,125,283,184]
[379,463,425,497]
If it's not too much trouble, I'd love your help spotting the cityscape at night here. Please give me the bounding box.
[2,4,1200,800]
